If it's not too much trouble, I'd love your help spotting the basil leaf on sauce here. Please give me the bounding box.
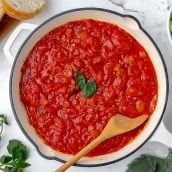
[75,71,97,98]
[82,81,97,98]
[75,71,86,89]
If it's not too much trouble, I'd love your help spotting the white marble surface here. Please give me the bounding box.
[0,0,172,171]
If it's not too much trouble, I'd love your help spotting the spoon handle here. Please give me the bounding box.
[55,135,105,172]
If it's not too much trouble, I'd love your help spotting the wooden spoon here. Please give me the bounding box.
[55,114,148,172]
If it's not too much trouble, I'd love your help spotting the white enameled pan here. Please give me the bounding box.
[5,8,170,167]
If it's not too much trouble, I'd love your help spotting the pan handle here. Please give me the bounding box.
[149,122,172,148]
[123,16,140,30]
[4,23,38,64]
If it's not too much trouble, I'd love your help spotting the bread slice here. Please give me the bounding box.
[0,0,5,21]
[2,0,45,20]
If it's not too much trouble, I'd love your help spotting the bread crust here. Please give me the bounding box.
[2,0,45,20]
[0,0,5,21]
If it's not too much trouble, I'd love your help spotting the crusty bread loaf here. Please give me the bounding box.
[0,0,5,21]
[2,0,45,20]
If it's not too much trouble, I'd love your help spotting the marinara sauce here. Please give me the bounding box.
[20,19,158,156]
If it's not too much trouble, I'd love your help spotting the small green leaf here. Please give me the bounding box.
[13,151,28,162]
[0,114,9,125]
[82,81,97,98]
[0,114,5,123]
[15,162,31,168]
[7,140,28,161]
[9,167,23,172]
[0,155,12,164]
[7,140,21,155]
[75,71,86,89]
[0,140,30,172]
[126,155,157,172]
[3,116,9,125]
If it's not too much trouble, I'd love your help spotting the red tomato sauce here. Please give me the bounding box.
[20,19,158,156]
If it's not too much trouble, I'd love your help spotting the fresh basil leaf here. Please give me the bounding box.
[126,155,157,172]
[15,162,31,168]
[13,151,28,162]
[7,140,28,161]
[15,169,23,172]
[156,159,172,172]
[7,140,21,155]
[75,71,86,89]
[9,167,23,172]
[0,155,12,164]
[0,140,30,172]
[126,152,172,172]
[82,81,97,98]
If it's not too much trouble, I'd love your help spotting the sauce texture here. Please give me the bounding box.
[20,19,158,156]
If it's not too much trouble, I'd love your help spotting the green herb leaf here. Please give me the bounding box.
[7,140,21,155]
[126,150,172,172]
[8,167,23,172]
[75,71,86,89]
[75,71,97,98]
[126,155,157,172]
[3,116,9,125]
[82,81,97,98]
[0,140,30,172]
[15,162,31,168]
[0,155,12,164]
[0,114,9,125]
[13,151,28,162]
[7,140,28,161]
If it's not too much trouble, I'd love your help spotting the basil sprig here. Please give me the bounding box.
[0,139,31,172]
[75,71,97,98]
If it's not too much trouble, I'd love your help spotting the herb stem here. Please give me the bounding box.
[0,167,4,171]
[0,124,3,136]
[0,115,9,140]
[0,162,12,169]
